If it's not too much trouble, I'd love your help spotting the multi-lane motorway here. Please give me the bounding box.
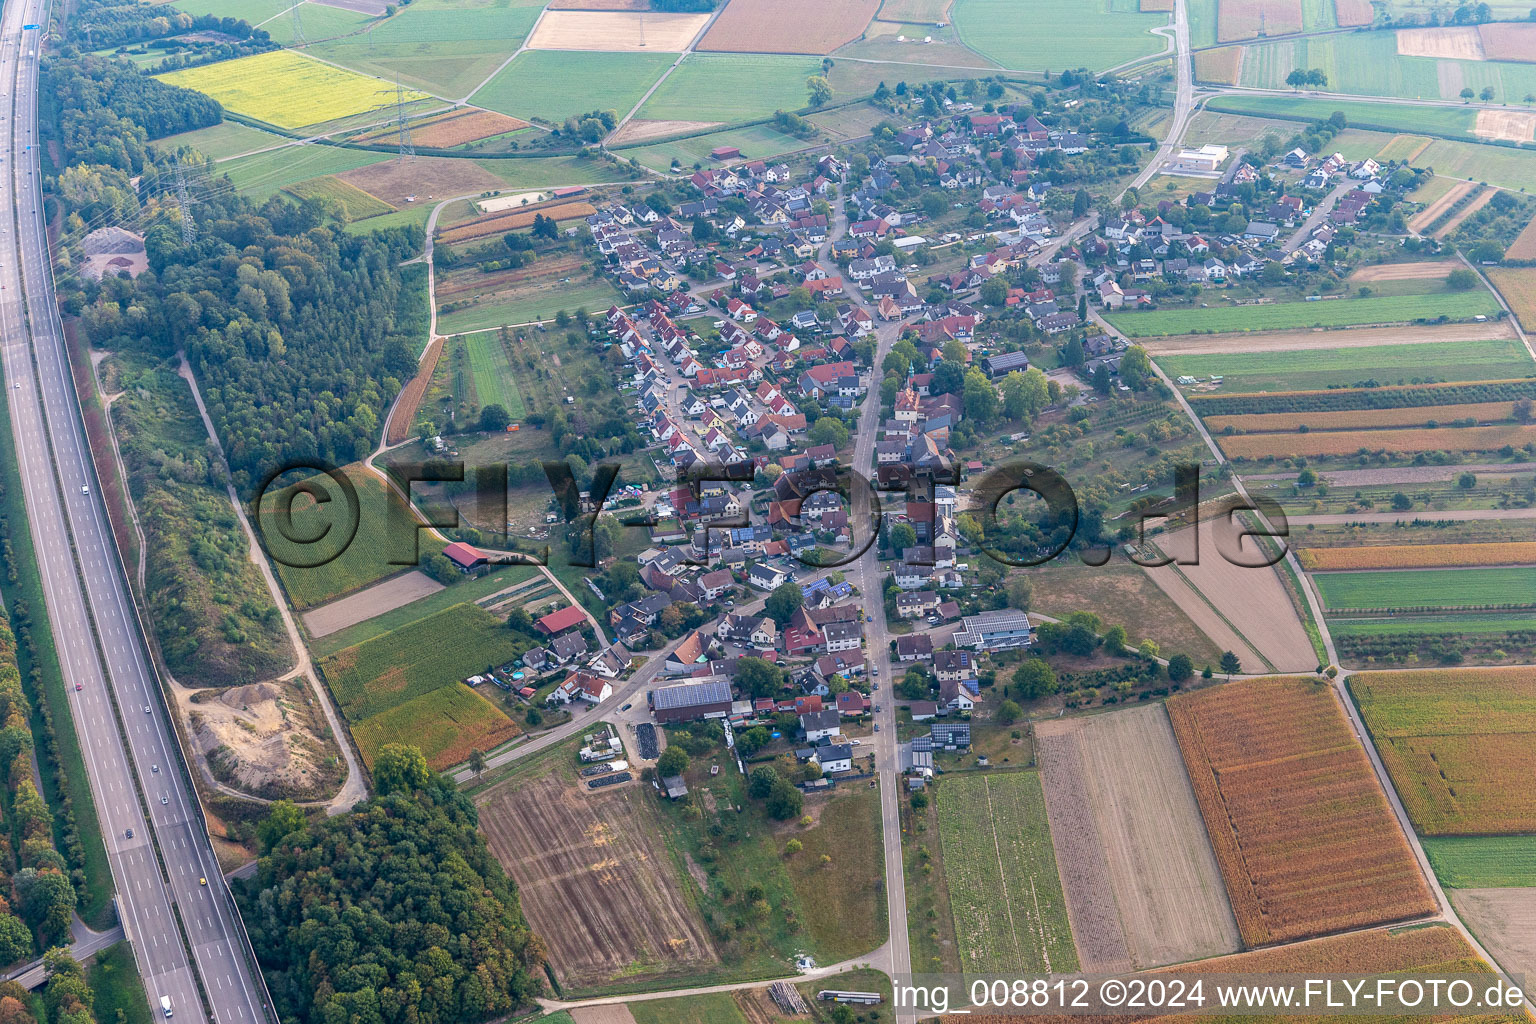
[0,3,271,1022]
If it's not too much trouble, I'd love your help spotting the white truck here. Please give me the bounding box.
[160,996,172,1018]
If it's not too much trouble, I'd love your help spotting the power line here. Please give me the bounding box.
[172,156,196,244]
[290,1,307,45]
[394,78,414,162]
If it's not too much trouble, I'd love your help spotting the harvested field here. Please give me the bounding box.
[1035,705,1240,973]
[301,569,443,637]
[478,768,719,989]
[607,118,722,145]
[548,0,649,7]
[1347,259,1462,282]
[1024,560,1226,667]
[413,109,529,147]
[1301,541,1536,570]
[1508,213,1536,260]
[957,924,1507,1024]
[1168,676,1435,947]
[1375,133,1433,161]
[437,201,596,244]
[1141,0,1174,9]
[571,1008,639,1024]
[1334,0,1373,25]
[1194,45,1243,84]
[1142,318,1516,356]
[1397,25,1485,60]
[1217,0,1302,42]
[1207,399,1520,432]
[700,0,882,54]
[1452,890,1536,1002]
[283,175,394,221]
[528,10,711,51]
[1349,667,1536,834]
[1409,178,1476,233]
[352,681,517,770]
[876,0,954,21]
[1146,514,1316,673]
[1488,267,1536,332]
[1434,186,1496,239]
[387,335,442,446]
[936,772,1077,974]
[1474,108,1536,144]
[337,156,506,206]
[1221,422,1536,458]
[1479,21,1536,62]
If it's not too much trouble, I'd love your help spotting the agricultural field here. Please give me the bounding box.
[456,333,527,418]
[618,123,814,173]
[1108,290,1503,337]
[1217,0,1302,42]
[952,0,1167,70]
[1377,133,1434,161]
[1159,336,1535,393]
[1488,268,1536,333]
[529,10,710,51]
[1221,423,1536,458]
[477,756,720,992]
[472,50,677,125]
[438,201,596,244]
[1424,835,1536,887]
[1507,213,1536,260]
[1411,139,1536,194]
[1168,676,1435,946]
[637,54,826,124]
[153,120,285,161]
[159,50,431,131]
[700,0,880,53]
[282,175,394,222]
[1193,45,1243,84]
[436,258,623,334]
[1035,705,1240,972]
[350,680,518,769]
[1450,889,1536,1003]
[260,1,376,45]
[1301,542,1536,570]
[317,601,529,720]
[300,570,443,639]
[408,109,530,148]
[1315,567,1536,611]
[1206,94,1478,138]
[1349,668,1536,834]
[1207,399,1521,433]
[875,0,955,19]
[935,771,1077,974]
[261,464,446,610]
[218,143,394,201]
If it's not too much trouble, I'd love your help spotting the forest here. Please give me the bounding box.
[239,751,545,1024]
[40,56,221,171]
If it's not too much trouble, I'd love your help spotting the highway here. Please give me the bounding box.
[0,3,272,1022]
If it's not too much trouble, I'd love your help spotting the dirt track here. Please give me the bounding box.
[301,570,442,637]
[608,118,722,145]
[1142,319,1514,356]
[1036,705,1241,972]
[1408,179,1474,233]
[1147,515,1317,673]
[1434,187,1495,239]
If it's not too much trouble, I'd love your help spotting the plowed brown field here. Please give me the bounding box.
[1217,0,1301,41]
[700,0,881,53]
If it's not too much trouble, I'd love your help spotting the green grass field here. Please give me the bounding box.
[1316,567,1536,610]
[438,278,624,333]
[261,1,375,44]
[462,333,527,417]
[154,120,286,161]
[473,50,676,125]
[1413,138,1536,195]
[1159,337,1534,392]
[319,602,528,720]
[1424,836,1536,887]
[637,54,824,123]
[264,464,446,609]
[1330,612,1536,636]
[303,0,544,98]
[628,994,748,1024]
[284,175,394,222]
[953,0,1165,70]
[171,0,291,24]
[89,943,152,1024]
[1107,291,1503,337]
[620,122,812,173]
[1206,94,1478,138]
[935,771,1077,974]
[351,680,518,769]
[220,144,393,201]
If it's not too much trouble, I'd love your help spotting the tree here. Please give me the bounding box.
[765,582,803,626]
[808,416,850,449]
[256,799,307,854]
[806,75,834,107]
[1459,471,1478,489]
[1461,87,1476,102]
[1447,267,1478,290]
[656,745,689,777]
[889,522,918,553]
[1001,367,1049,421]
[1220,650,1242,677]
[480,403,511,432]
[1167,653,1194,682]
[1118,345,1152,390]
[962,367,1000,424]
[737,656,786,699]
[1304,68,1327,87]
[1480,85,1495,101]
[1005,576,1033,611]
[996,699,1023,724]
[784,839,803,856]
[1297,467,1318,487]
[422,552,459,585]
[372,743,430,795]
[1392,491,1413,510]
[0,917,32,967]
[469,748,488,778]
[1012,658,1056,699]
[766,778,804,819]
[1073,189,1090,218]
[749,766,781,800]
[1103,624,1128,654]
[980,276,1009,306]
[1286,68,1307,91]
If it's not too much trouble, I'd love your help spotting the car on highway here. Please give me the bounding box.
[125,829,132,838]
[143,705,150,713]
[80,485,88,495]
[199,877,207,886]
[151,764,158,773]
[160,795,168,805]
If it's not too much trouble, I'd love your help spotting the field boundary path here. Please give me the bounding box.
[176,354,369,814]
